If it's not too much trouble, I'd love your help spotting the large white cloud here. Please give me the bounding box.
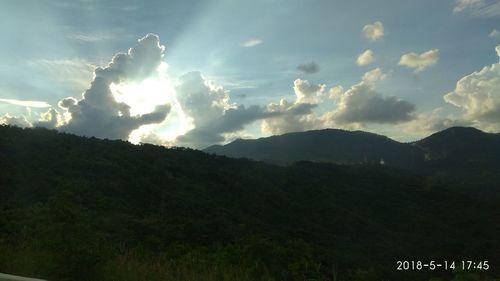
[362,21,384,41]
[293,79,325,104]
[57,33,171,140]
[444,45,500,130]
[399,49,439,72]
[0,34,325,147]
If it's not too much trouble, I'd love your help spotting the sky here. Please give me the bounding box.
[1,0,500,148]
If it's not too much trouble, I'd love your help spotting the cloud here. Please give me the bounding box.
[362,68,386,82]
[489,29,500,38]
[0,98,51,108]
[332,81,416,125]
[401,108,472,135]
[241,39,263,47]
[0,113,32,128]
[452,0,500,16]
[33,108,63,129]
[174,72,275,148]
[399,49,439,72]
[453,0,484,13]
[357,49,374,66]
[57,33,171,140]
[328,85,344,99]
[68,31,117,42]
[262,74,415,134]
[362,21,384,41]
[0,32,421,147]
[260,79,326,135]
[261,99,319,135]
[0,108,64,129]
[297,62,320,74]
[443,45,500,131]
[293,79,325,104]
[475,1,500,17]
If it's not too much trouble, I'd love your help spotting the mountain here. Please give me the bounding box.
[205,127,500,173]
[413,126,500,185]
[0,125,499,281]
[205,128,424,168]
[415,126,500,161]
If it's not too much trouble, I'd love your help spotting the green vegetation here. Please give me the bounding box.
[0,125,498,280]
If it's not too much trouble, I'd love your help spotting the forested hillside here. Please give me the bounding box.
[0,125,498,281]
[205,127,500,181]
[204,129,425,168]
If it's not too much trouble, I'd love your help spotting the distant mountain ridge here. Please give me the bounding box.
[204,127,500,171]
[414,126,500,161]
[205,129,424,168]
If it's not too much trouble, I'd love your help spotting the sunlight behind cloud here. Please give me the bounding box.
[111,63,172,117]
[110,62,193,144]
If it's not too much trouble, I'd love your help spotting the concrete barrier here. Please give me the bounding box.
[0,273,46,281]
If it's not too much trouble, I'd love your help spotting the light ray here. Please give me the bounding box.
[0,98,51,108]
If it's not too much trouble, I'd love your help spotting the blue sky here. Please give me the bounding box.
[1,0,500,147]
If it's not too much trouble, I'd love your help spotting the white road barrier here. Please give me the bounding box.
[0,273,46,281]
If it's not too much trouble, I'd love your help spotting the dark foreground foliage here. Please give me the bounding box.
[0,125,499,280]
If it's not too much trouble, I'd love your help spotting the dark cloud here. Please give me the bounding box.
[334,82,416,124]
[261,79,326,135]
[297,62,320,74]
[177,105,276,147]
[57,33,171,139]
[262,100,319,134]
[175,72,277,148]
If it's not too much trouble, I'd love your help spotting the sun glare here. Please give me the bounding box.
[111,62,171,117]
[110,62,193,145]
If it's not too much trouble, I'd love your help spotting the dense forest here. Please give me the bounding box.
[0,125,499,281]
